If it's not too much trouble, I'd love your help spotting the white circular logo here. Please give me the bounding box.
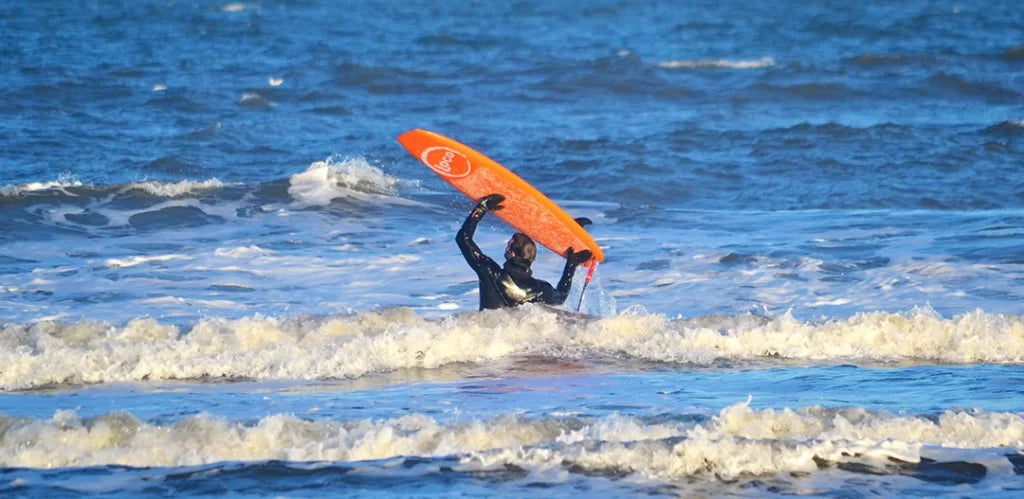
[420,146,471,178]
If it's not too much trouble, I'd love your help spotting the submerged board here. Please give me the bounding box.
[398,129,604,262]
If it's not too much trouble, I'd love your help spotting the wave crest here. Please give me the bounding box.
[1,307,1022,390]
[1,401,1020,481]
[287,156,401,208]
[658,56,774,69]
[0,178,84,197]
[128,179,227,197]
[0,178,226,202]
[469,400,1023,482]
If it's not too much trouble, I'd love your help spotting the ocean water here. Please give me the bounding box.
[1,0,1023,496]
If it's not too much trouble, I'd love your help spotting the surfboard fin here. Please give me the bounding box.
[574,217,593,227]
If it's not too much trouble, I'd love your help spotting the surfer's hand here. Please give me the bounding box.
[478,193,505,212]
[565,247,592,266]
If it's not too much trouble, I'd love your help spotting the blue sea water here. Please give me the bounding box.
[1,0,1023,496]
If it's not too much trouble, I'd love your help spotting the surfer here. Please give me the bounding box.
[457,193,592,310]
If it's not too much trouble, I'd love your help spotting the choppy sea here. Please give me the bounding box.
[2,0,1023,496]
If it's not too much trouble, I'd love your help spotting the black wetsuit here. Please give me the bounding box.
[456,206,580,310]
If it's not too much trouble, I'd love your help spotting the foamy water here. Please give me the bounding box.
[3,400,1020,486]
[0,179,84,197]
[2,306,1021,391]
[287,157,402,208]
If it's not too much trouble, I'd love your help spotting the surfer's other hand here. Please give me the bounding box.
[565,247,592,266]
[478,193,505,212]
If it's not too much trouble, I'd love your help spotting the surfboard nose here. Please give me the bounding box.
[396,129,428,153]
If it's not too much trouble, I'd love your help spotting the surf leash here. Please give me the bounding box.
[576,259,599,312]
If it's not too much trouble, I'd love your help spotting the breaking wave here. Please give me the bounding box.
[1,306,1021,390]
[0,157,402,207]
[0,178,85,197]
[0,156,411,236]
[128,179,228,197]
[1,400,1020,484]
[287,156,402,208]
[0,179,229,207]
[467,401,1023,483]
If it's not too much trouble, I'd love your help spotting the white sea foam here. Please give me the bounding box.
[0,179,84,197]
[0,410,562,468]
[239,92,265,105]
[658,56,775,69]
[0,307,1022,390]
[221,3,254,12]
[1,177,228,220]
[465,400,1024,482]
[808,298,852,307]
[0,401,1020,478]
[128,179,226,197]
[287,157,401,208]
[104,254,191,268]
[214,245,273,258]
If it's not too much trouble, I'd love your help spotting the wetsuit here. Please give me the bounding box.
[456,205,581,310]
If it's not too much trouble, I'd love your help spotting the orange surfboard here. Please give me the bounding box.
[397,129,604,262]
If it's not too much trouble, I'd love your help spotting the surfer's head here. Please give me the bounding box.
[505,232,536,265]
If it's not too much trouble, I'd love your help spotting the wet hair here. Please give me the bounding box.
[506,232,536,264]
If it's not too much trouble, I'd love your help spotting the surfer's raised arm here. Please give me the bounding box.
[456,194,505,272]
